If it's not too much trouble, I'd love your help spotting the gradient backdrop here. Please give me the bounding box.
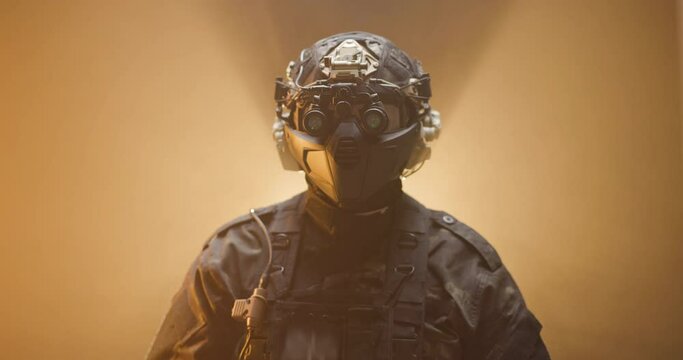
[1,1,682,359]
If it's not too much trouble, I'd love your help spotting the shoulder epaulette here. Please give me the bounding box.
[202,193,306,250]
[217,206,276,236]
[431,210,502,271]
[201,205,277,250]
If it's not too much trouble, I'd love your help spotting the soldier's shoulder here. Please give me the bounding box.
[204,192,305,249]
[194,192,306,295]
[424,206,502,272]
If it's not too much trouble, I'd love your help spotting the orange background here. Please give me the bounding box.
[1,1,682,359]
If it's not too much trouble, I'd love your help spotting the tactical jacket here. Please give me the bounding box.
[147,191,550,360]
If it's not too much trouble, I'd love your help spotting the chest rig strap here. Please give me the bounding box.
[266,201,303,301]
[380,198,430,360]
[238,198,303,360]
[255,194,430,360]
[342,195,430,360]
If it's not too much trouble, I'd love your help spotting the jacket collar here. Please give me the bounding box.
[303,184,428,236]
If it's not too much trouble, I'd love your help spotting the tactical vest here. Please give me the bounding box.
[243,197,430,360]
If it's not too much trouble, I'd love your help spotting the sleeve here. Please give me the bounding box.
[146,238,248,360]
[470,265,550,360]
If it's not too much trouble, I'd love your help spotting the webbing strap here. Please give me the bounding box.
[266,231,300,300]
[263,195,430,360]
[266,199,303,300]
[243,199,304,360]
[382,206,430,360]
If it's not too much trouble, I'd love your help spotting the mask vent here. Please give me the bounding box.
[334,137,360,166]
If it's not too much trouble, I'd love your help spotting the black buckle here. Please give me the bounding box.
[394,264,415,276]
[271,233,290,250]
[397,233,418,249]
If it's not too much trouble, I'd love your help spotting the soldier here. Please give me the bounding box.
[147,31,550,360]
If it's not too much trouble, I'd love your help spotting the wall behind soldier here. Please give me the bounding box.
[1,1,681,359]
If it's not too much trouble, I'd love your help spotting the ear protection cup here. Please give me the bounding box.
[272,118,301,171]
[404,109,440,174]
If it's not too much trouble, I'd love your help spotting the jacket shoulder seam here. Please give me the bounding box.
[430,210,502,271]
[202,205,277,250]
[201,192,305,250]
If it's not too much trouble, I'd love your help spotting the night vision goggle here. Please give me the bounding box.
[274,73,432,137]
[273,74,430,139]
